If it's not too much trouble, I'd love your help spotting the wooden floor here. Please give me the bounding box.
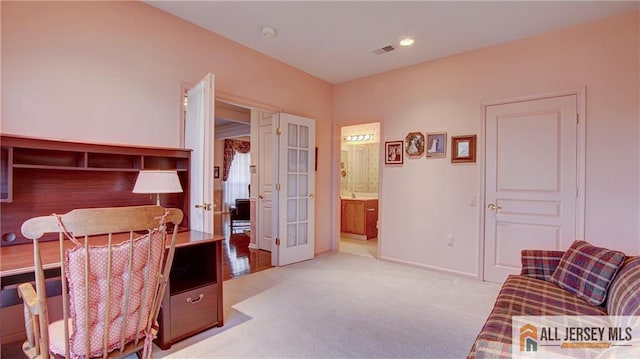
[222,232,272,281]
[221,216,272,281]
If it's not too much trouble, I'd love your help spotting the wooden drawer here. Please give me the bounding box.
[170,284,218,340]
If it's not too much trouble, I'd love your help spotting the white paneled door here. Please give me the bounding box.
[484,94,582,283]
[184,73,215,233]
[275,113,316,266]
[257,110,274,252]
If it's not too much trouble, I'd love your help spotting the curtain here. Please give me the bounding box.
[223,139,250,181]
[223,151,251,212]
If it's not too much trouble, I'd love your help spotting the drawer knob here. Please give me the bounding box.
[186,293,204,304]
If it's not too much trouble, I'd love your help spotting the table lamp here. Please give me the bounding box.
[133,170,183,206]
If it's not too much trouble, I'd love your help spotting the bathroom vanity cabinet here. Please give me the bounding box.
[340,199,378,240]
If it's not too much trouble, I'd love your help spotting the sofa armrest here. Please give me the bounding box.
[520,249,565,281]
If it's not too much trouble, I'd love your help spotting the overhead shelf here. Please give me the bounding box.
[0,134,191,245]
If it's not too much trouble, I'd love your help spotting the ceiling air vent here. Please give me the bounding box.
[372,45,395,55]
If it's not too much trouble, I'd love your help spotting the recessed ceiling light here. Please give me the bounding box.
[399,37,415,47]
[261,26,277,38]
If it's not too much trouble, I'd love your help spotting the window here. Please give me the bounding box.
[223,151,250,211]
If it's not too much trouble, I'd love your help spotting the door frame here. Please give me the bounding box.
[478,88,586,281]
[332,119,384,257]
[215,93,282,266]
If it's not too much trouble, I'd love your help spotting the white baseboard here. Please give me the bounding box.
[379,255,478,280]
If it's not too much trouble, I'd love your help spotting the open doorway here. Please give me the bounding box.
[338,122,380,259]
[213,100,251,237]
[180,81,281,280]
[184,86,313,277]
[213,100,272,280]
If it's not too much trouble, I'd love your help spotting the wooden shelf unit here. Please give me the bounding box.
[0,134,191,246]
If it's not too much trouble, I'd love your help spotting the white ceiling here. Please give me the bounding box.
[147,1,639,84]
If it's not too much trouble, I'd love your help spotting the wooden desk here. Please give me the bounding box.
[0,231,224,348]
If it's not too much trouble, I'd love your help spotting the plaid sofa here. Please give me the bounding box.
[467,250,640,358]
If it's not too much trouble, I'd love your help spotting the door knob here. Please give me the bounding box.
[308,194,315,199]
[259,194,264,199]
[487,203,502,211]
[195,203,212,211]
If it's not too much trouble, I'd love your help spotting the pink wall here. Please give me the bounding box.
[334,10,640,277]
[1,1,334,253]
[3,2,638,271]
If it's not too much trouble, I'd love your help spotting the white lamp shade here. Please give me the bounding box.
[133,170,183,194]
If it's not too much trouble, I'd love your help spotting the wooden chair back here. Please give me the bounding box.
[18,205,183,359]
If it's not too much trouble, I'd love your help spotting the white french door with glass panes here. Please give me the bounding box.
[275,113,315,266]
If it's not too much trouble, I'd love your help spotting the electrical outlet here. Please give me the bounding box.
[446,234,454,247]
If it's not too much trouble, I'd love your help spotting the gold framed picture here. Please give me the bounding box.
[405,132,425,158]
[451,135,477,163]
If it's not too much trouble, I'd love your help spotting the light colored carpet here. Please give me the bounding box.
[153,251,500,359]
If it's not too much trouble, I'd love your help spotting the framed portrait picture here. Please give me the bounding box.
[214,166,220,178]
[426,132,447,158]
[451,135,477,163]
[385,141,404,164]
[405,132,425,157]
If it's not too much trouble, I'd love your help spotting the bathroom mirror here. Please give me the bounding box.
[340,143,379,196]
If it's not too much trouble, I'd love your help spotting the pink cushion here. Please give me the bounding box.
[53,230,163,358]
[49,319,70,356]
